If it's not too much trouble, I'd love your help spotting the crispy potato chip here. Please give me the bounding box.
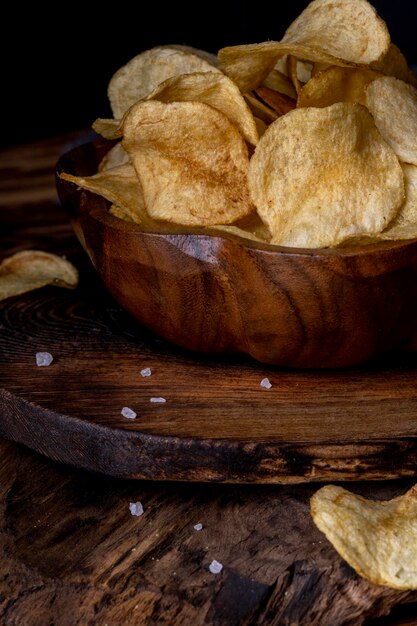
[145,71,258,145]
[366,76,417,165]
[207,224,265,243]
[219,41,355,94]
[98,142,129,172]
[61,165,150,224]
[167,44,218,67]
[108,46,220,119]
[244,94,277,125]
[92,118,122,140]
[248,103,404,248]
[254,116,267,138]
[255,86,296,116]
[372,43,417,88]
[262,69,297,99]
[298,66,381,108]
[311,484,417,590]
[282,0,390,65]
[381,163,417,240]
[122,100,254,226]
[0,251,78,301]
[108,203,139,224]
[287,57,313,94]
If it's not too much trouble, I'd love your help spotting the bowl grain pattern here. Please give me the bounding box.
[56,139,417,368]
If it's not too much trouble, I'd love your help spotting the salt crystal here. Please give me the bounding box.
[150,397,166,403]
[36,352,53,367]
[194,523,203,531]
[260,377,272,389]
[122,406,137,419]
[129,501,144,517]
[209,560,223,574]
[140,367,152,377]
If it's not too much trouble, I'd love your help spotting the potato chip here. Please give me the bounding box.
[60,165,149,224]
[262,69,297,99]
[219,41,354,94]
[122,100,254,226]
[145,71,258,145]
[0,251,78,302]
[298,66,381,108]
[108,46,220,119]
[220,0,389,92]
[372,43,417,88]
[98,142,129,172]
[311,484,417,590]
[366,76,417,165]
[381,163,417,240]
[287,57,313,94]
[207,224,265,243]
[248,103,404,248]
[282,0,390,65]
[92,118,122,140]
[254,86,296,116]
[108,204,139,224]
[243,94,277,125]
[254,116,267,138]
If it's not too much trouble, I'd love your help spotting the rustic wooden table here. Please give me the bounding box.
[1,134,417,625]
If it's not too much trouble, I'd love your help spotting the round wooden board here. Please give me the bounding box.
[3,266,417,483]
[2,132,417,483]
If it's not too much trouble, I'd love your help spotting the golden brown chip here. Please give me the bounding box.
[98,143,129,172]
[207,224,265,243]
[311,484,417,590]
[60,164,149,224]
[254,116,267,138]
[243,94,277,125]
[372,43,417,88]
[0,251,78,302]
[282,0,390,65]
[108,204,139,224]
[219,41,355,94]
[248,103,404,248]
[255,86,296,116]
[381,163,417,240]
[298,66,381,108]
[145,71,259,145]
[108,46,220,119]
[366,76,417,165]
[92,118,122,139]
[122,100,254,226]
[262,69,297,99]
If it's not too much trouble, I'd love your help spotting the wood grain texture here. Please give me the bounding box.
[56,139,417,369]
[0,437,416,626]
[1,134,417,624]
[3,135,417,482]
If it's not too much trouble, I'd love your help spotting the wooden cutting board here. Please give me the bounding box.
[2,133,417,483]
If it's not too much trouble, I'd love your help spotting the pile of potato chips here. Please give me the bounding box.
[62,0,417,248]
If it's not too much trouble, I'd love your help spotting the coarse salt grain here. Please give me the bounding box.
[150,397,166,403]
[36,352,53,367]
[122,406,137,419]
[260,377,272,389]
[140,367,152,377]
[129,501,144,517]
[194,523,203,531]
[209,560,223,574]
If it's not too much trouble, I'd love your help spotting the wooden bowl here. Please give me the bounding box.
[56,139,417,368]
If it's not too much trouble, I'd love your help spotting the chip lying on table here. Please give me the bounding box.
[61,0,417,249]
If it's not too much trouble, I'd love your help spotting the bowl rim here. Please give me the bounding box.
[56,138,417,260]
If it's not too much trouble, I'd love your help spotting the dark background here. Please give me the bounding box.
[3,0,417,148]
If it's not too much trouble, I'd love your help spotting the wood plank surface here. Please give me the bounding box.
[2,134,417,624]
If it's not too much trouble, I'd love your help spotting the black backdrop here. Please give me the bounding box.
[3,0,417,147]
